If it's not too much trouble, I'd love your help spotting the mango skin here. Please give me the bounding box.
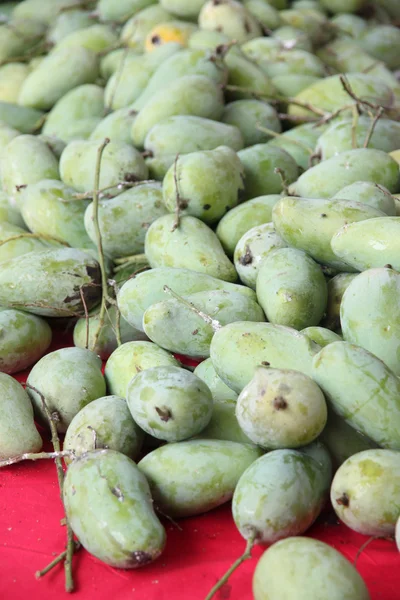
[331,217,400,272]
[194,358,238,403]
[198,0,262,43]
[145,214,237,282]
[97,0,158,22]
[232,450,327,544]
[253,537,371,600]
[0,221,46,263]
[301,326,342,348]
[0,102,44,134]
[331,449,400,537]
[0,309,52,374]
[143,289,265,358]
[121,5,174,50]
[340,268,400,375]
[333,182,396,217]
[210,321,320,394]
[0,248,102,317]
[322,273,357,332]
[118,267,255,332]
[199,399,255,445]
[138,439,263,517]
[27,347,106,433]
[256,248,327,330]
[63,396,144,464]
[104,341,179,398]
[0,191,25,228]
[126,365,213,442]
[0,373,42,459]
[90,107,137,145]
[222,99,281,148]
[0,63,30,104]
[63,449,166,569]
[312,341,400,450]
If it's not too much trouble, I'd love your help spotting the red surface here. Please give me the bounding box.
[0,331,399,600]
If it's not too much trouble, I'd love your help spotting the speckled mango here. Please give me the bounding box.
[312,341,400,450]
[145,20,197,51]
[244,0,282,30]
[357,25,400,70]
[120,5,174,50]
[332,182,396,216]
[199,0,262,43]
[0,373,42,459]
[271,74,321,99]
[138,439,263,517]
[279,8,331,46]
[0,309,51,374]
[63,449,166,568]
[221,99,281,147]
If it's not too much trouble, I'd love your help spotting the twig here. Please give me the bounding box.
[351,105,360,149]
[171,154,181,232]
[257,123,313,156]
[108,280,122,347]
[354,536,376,567]
[67,179,156,201]
[36,542,81,579]
[104,45,130,112]
[204,536,255,600]
[163,286,221,332]
[79,286,90,350]
[113,253,147,265]
[363,107,384,148]
[274,167,290,196]
[0,451,74,468]
[0,233,69,248]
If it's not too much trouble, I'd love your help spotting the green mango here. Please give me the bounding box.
[126,365,213,441]
[84,182,167,259]
[105,341,179,398]
[272,196,384,271]
[0,63,30,104]
[320,0,366,12]
[199,398,255,444]
[0,221,46,263]
[357,26,400,70]
[13,0,78,24]
[121,5,174,50]
[331,449,400,537]
[198,0,262,43]
[1,135,59,203]
[260,49,325,79]
[223,50,277,102]
[100,48,137,80]
[143,289,265,358]
[332,182,396,216]
[60,140,148,194]
[63,396,144,463]
[188,29,231,51]
[0,247,101,317]
[138,439,263,517]
[301,326,342,347]
[292,0,326,11]
[221,99,281,147]
[47,9,94,45]
[317,118,400,160]
[19,180,93,249]
[271,74,321,98]
[236,366,327,449]
[18,46,99,110]
[118,266,255,331]
[64,449,166,568]
[234,222,288,289]
[256,248,327,329]
[312,341,400,450]
[244,0,282,30]
[145,214,237,282]
[38,135,66,160]
[279,8,332,46]
[264,0,288,8]
[194,358,238,403]
[131,75,224,148]
[273,26,313,52]
[0,3,19,20]
[0,122,20,179]
[340,267,400,375]
[0,18,45,63]
[27,347,106,433]
[90,107,138,145]
[330,14,367,38]
[267,122,323,172]
[162,146,244,225]
[159,0,206,20]
[290,149,400,199]
[210,321,320,393]
[253,537,371,600]
[145,154,176,180]
[241,36,282,63]
[0,309,51,374]
[55,24,118,53]
[144,116,243,157]
[322,273,357,332]
[0,191,25,228]
[232,449,327,544]
[0,103,43,134]
[97,0,158,22]
[0,373,42,459]
[331,217,400,272]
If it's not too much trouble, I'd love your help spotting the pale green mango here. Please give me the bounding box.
[131,74,224,148]
[60,140,148,194]
[100,48,138,80]
[333,182,396,216]
[221,100,281,147]
[271,74,320,98]
[121,5,174,50]
[234,222,288,289]
[210,321,320,393]
[47,9,94,45]
[331,449,400,537]
[0,102,43,133]
[0,122,20,180]
[19,180,93,249]
[322,273,357,332]
[143,289,265,358]
[279,8,332,46]
[84,182,167,259]
[0,63,30,103]
[64,396,144,463]
[331,217,400,272]
[160,0,206,20]
[236,366,327,449]
[198,0,262,43]
[118,266,255,331]
[301,326,342,347]
[138,439,263,517]
[97,0,157,22]
[145,214,237,282]
[27,347,106,433]
[357,26,400,70]
[224,50,277,102]
[0,309,51,374]
[0,18,45,63]
[272,196,385,271]
[38,135,66,160]
[244,0,282,29]
[55,24,118,53]
[267,122,323,172]
[188,29,231,51]
[241,36,282,63]
[273,26,313,52]
[320,0,366,12]
[340,268,400,375]
[0,3,18,19]
[13,0,78,24]
[253,537,371,600]
[105,341,179,398]
[145,154,176,180]
[162,146,244,225]
[90,107,138,145]
[312,341,400,450]
[0,247,101,317]
[256,247,327,329]
[0,191,25,228]
[0,221,46,263]
[194,358,238,403]
[64,450,166,568]
[260,49,325,79]
[0,373,42,459]
[18,46,99,110]
[1,135,60,203]
[330,14,367,38]
[232,450,327,544]
[200,398,255,444]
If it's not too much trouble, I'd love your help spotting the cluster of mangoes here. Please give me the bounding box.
[1,0,400,597]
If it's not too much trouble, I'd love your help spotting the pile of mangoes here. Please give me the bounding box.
[1,0,400,597]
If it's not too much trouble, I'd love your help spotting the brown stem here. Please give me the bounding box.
[171,154,182,232]
[363,107,384,148]
[0,233,69,248]
[79,286,90,350]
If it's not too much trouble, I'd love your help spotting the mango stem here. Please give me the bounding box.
[36,542,81,579]
[0,450,74,468]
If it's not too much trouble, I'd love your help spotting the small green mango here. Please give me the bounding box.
[64,449,166,568]
[301,326,342,347]
[273,26,313,52]
[271,74,321,98]
[145,154,175,181]
[0,221,46,263]
[0,63,30,103]
[188,29,231,51]
[198,0,262,43]
[55,24,118,53]
[13,0,79,24]
[160,0,206,20]
[47,9,94,45]
[199,399,255,444]
[267,122,323,171]
[0,191,25,228]
[0,373,42,459]
[194,358,238,403]
[222,99,281,147]
[89,107,138,145]
[138,439,263,517]
[0,18,45,63]
[260,49,325,79]
[223,50,277,102]
[0,309,51,374]
[321,272,357,332]
[279,8,332,46]
[330,13,366,37]
[357,25,400,70]
[244,0,282,30]
[332,181,396,216]
[97,0,159,22]
[120,5,174,50]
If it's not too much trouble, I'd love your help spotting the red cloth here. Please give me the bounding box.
[0,332,398,600]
